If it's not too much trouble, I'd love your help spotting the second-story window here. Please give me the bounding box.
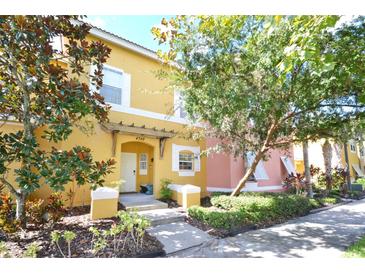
[350,141,356,153]
[174,90,187,119]
[100,67,123,105]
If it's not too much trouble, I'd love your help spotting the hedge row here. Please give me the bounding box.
[188,193,318,230]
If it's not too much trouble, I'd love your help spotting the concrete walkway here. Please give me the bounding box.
[120,193,168,211]
[148,222,212,254]
[170,198,365,258]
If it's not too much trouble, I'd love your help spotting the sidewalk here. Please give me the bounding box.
[170,198,365,257]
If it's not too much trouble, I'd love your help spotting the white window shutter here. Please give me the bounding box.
[280,156,296,175]
[122,73,131,107]
[194,153,201,172]
[246,152,269,180]
[172,144,179,171]
[254,161,269,180]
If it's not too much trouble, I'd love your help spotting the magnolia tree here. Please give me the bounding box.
[152,16,365,196]
[0,16,115,225]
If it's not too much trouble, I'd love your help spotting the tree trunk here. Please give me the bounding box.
[230,150,264,196]
[16,79,33,226]
[303,141,313,198]
[15,190,27,226]
[343,142,351,191]
[0,177,27,227]
[322,139,333,193]
[230,122,278,197]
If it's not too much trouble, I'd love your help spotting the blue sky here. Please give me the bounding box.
[86,16,172,52]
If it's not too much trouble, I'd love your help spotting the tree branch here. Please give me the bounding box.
[0,177,19,198]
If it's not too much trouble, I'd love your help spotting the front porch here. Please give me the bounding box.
[120,193,168,211]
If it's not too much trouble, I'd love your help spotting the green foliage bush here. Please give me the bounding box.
[159,178,173,200]
[25,198,45,225]
[355,178,365,187]
[0,194,20,233]
[45,193,66,224]
[318,197,340,205]
[89,210,151,257]
[188,193,316,229]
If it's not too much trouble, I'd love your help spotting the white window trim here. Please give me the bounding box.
[89,64,131,108]
[172,144,201,177]
[139,153,148,176]
[174,90,187,119]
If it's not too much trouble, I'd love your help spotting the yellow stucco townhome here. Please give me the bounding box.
[2,25,206,207]
[293,139,365,182]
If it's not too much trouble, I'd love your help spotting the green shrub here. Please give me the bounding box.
[355,178,365,187]
[189,193,316,229]
[210,191,230,197]
[188,206,245,230]
[318,197,340,205]
[23,243,40,258]
[0,241,10,258]
[159,178,173,200]
[45,193,66,224]
[0,194,20,233]
[25,198,45,225]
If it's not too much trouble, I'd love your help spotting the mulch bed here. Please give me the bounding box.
[1,205,164,258]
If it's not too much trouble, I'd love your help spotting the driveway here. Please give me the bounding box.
[169,198,365,258]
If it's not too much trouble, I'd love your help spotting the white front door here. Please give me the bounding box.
[121,152,137,192]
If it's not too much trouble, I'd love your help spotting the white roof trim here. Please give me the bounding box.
[89,28,160,62]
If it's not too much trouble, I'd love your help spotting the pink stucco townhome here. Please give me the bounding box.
[206,138,296,193]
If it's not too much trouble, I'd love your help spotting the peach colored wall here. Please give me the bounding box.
[206,138,232,188]
[230,156,244,188]
[206,138,294,190]
[206,139,231,187]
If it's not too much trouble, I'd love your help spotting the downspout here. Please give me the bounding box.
[343,142,352,190]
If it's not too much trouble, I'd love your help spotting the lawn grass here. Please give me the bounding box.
[344,235,365,258]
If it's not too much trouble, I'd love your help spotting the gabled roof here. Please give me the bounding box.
[79,20,160,62]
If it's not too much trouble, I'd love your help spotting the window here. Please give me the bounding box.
[100,67,123,105]
[350,142,356,153]
[360,148,365,157]
[280,156,296,175]
[139,153,148,175]
[179,152,193,171]
[51,35,63,53]
[174,90,187,119]
[172,144,200,176]
[246,152,269,180]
